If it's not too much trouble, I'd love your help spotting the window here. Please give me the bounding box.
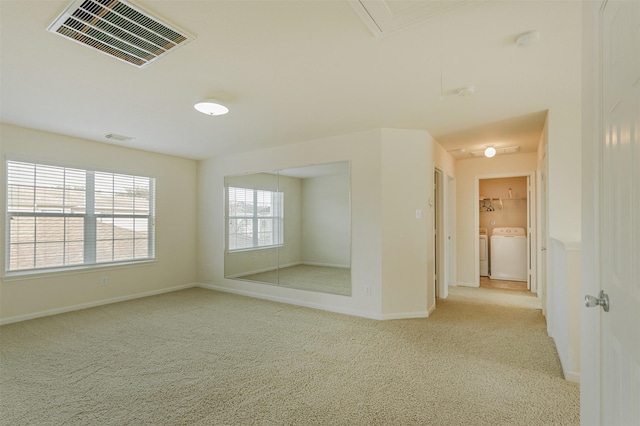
[227,187,283,251]
[6,160,155,273]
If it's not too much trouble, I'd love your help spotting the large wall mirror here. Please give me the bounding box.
[224,161,351,296]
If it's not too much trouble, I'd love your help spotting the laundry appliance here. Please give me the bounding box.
[490,227,527,282]
[479,227,489,277]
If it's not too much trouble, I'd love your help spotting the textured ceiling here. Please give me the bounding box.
[0,0,582,160]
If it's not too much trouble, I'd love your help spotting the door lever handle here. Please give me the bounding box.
[585,290,610,312]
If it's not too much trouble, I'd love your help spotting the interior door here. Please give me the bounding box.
[597,0,640,423]
[433,169,439,299]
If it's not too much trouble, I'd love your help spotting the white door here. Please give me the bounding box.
[594,0,640,423]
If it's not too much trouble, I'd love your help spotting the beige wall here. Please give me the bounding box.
[301,173,350,267]
[547,107,582,242]
[198,128,435,319]
[0,124,198,322]
[455,152,537,286]
[380,129,433,316]
[433,141,456,178]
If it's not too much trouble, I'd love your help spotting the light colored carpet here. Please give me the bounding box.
[0,287,578,425]
[238,264,352,296]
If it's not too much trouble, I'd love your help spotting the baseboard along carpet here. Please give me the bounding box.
[0,286,578,425]
[237,264,352,296]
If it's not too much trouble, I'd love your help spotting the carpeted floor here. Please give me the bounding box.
[0,286,578,425]
[238,264,352,296]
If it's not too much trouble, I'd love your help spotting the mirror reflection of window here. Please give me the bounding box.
[223,162,351,296]
[228,187,283,251]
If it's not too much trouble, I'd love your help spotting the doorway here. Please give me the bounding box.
[433,168,450,301]
[475,172,537,294]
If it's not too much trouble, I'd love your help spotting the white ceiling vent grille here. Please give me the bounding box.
[47,0,194,68]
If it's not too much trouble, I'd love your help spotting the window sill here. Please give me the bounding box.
[2,259,156,282]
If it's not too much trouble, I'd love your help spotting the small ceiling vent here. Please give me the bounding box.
[47,0,194,68]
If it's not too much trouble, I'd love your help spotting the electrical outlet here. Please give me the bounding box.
[364,286,371,296]
[100,276,108,286]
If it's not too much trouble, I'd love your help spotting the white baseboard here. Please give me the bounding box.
[301,261,350,269]
[457,281,479,288]
[0,283,197,325]
[380,311,429,320]
[565,371,580,383]
[196,282,383,320]
[428,303,436,316]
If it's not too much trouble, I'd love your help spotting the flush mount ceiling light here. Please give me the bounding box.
[515,30,541,48]
[194,99,229,116]
[470,146,521,157]
[484,146,497,158]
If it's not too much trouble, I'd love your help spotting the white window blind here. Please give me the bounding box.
[227,186,283,251]
[6,160,155,273]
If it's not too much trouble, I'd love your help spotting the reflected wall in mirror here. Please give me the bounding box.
[224,161,351,296]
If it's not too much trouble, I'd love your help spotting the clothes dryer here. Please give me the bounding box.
[490,227,527,282]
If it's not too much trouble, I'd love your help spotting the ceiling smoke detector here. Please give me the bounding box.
[515,30,541,48]
[456,86,475,97]
[47,0,194,68]
[105,133,134,142]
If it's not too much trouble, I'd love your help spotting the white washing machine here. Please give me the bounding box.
[490,227,527,282]
[479,228,489,277]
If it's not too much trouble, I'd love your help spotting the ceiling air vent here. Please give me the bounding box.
[47,0,194,68]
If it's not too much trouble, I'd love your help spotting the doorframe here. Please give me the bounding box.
[447,174,456,291]
[537,151,548,313]
[474,172,537,291]
[434,167,449,299]
[580,0,603,421]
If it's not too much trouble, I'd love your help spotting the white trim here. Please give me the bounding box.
[380,311,429,320]
[0,282,197,325]
[580,0,604,422]
[2,259,156,281]
[434,167,447,300]
[565,370,581,384]
[301,261,350,269]
[457,281,479,288]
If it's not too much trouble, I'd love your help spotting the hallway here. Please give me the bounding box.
[480,276,529,292]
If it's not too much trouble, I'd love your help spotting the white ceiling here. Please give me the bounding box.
[0,0,582,161]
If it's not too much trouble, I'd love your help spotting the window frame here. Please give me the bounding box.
[227,186,283,253]
[5,159,156,276]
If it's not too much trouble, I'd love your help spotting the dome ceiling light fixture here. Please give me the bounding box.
[515,30,541,48]
[484,146,497,158]
[194,99,229,116]
[470,146,520,157]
